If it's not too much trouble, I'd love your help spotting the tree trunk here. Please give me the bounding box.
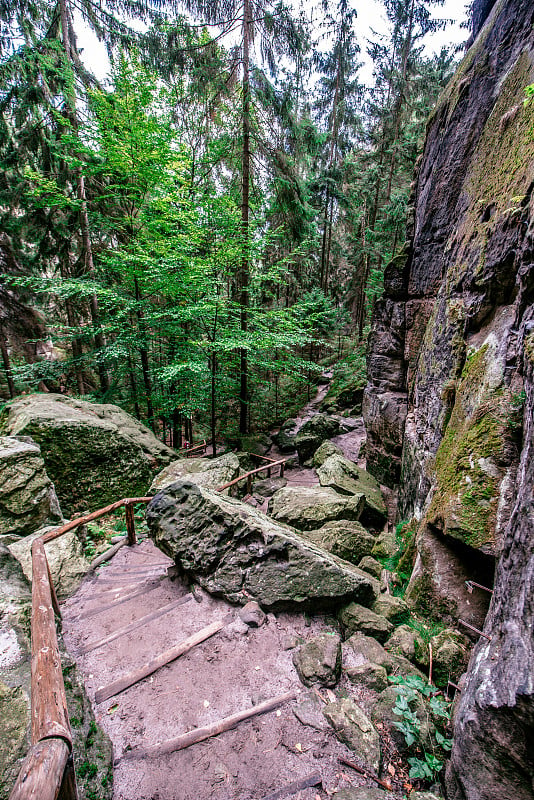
[210,352,217,457]
[133,278,154,428]
[239,0,252,435]
[0,324,15,398]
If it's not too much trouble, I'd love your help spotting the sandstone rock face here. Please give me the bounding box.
[267,486,365,531]
[1,394,175,514]
[0,436,62,537]
[150,452,240,494]
[147,480,378,609]
[317,455,387,529]
[363,0,534,794]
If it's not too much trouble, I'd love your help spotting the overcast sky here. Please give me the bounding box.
[75,0,470,84]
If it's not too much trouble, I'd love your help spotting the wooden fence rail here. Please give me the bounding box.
[9,496,153,800]
[10,451,285,800]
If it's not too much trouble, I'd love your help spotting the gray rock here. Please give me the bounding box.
[372,595,410,626]
[147,481,378,609]
[9,525,89,600]
[293,632,342,687]
[238,601,266,627]
[358,556,383,579]
[272,418,300,453]
[293,693,329,730]
[298,520,376,565]
[410,794,444,800]
[317,455,387,528]
[312,441,343,468]
[253,477,287,499]
[268,486,365,532]
[1,394,175,515]
[150,452,240,494]
[0,681,30,797]
[0,436,62,537]
[345,662,389,692]
[323,698,381,771]
[385,625,427,665]
[429,628,470,688]
[342,632,395,674]
[371,528,397,560]
[295,414,340,464]
[338,602,394,643]
[335,790,389,800]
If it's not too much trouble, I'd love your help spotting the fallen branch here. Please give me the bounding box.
[95,615,231,704]
[338,757,392,791]
[122,690,298,760]
[261,771,322,800]
[79,594,193,654]
[89,538,127,570]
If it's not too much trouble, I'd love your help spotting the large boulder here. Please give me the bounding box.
[146,480,378,609]
[338,602,394,644]
[297,520,376,564]
[8,526,89,600]
[150,452,240,494]
[317,455,387,529]
[0,436,62,537]
[312,441,343,468]
[272,418,300,453]
[0,394,176,515]
[268,486,365,532]
[295,414,340,464]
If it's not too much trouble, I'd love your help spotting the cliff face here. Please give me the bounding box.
[363,0,534,796]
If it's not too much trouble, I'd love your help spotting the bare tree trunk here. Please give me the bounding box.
[134,278,154,428]
[239,0,252,435]
[0,324,15,398]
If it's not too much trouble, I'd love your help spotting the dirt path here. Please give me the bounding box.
[63,540,400,800]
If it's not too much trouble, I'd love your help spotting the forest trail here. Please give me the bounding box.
[61,383,395,800]
[62,539,392,800]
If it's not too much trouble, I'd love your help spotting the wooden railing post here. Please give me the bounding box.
[246,474,252,494]
[280,462,285,478]
[124,501,137,546]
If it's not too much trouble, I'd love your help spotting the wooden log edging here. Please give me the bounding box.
[122,690,298,760]
[9,739,71,800]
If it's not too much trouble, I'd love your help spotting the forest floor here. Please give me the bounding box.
[62,383,403,800]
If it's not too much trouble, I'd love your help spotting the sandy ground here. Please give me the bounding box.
[62,540,405,800]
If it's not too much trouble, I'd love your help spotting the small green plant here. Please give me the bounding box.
[379,520,417,595]
[83,523,108,559]
[78,762,98,779]
[390,674,452,784]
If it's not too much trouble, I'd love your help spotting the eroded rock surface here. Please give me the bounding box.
[1,394,175,514]
[147,480,377,609]
[267,486,365,531]
[0,436,61,536]
[150,452,240,494]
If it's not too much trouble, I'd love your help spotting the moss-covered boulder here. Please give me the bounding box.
[430,628,470,688]
[295,414,340,464]
[338,602,393,643]
[317,455,387,528]
[323,698,381,771]
[372,595,410,626]
[0,436,62,537]
[1,394,176,515]
[358,556,383,579]
[268,485,365,531]
[384,625,427,665]
[345,662,389,692]
[252,476,287,499]
[150,452,240,494]
[371,527,397,560]
[147,480,378,609]
[272,418,299,453]
[297,520,375,564]
[342,632,425,680]
[293,632,342,687]
[312,440,343,468]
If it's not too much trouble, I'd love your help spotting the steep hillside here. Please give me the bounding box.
[364,0,534,796]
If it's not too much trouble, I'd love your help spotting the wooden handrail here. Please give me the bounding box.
[218,458,286,492]
[10,494,154,800]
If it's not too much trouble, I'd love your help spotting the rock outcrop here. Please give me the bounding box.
[150,452,240,494]
[146,480,378,609]
[1,394,175,514]
[363,0,534,794]
[0,436,62,537]
[267,485,365,531]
